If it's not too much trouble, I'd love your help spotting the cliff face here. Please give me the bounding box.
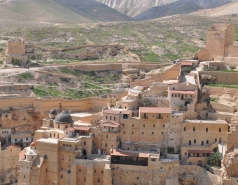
[221,152,238,179]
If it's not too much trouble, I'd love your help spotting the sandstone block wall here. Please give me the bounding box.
[200,71,238,85]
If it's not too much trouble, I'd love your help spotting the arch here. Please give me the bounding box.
[188,161,192,165]
[197,160,202,167]
[83,149,87,156]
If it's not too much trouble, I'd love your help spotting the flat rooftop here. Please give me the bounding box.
[87,154,110,161]
[37,138,58,144]
[12,132,32,135]
[70,112,93,118]
[163,80,179,85]
[139,107,172,114]
[74,121,92,127]
[46,129,64,134]
[160,158,179,162]
[184,120,227,124]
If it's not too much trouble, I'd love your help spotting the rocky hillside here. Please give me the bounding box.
[134,0,233,20]
[191,1,238,17]
[0,15,238,65]
[95,0,177,17]
[0,0,131,24]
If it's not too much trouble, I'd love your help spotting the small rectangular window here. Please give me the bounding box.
[193,127,195,131]
[184,127,186,131]
[152,132,154,135]
[219,128,221,132]
[206,128,208,132]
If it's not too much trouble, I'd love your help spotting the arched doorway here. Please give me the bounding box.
[83,149,87,156]
[197,160,202,167]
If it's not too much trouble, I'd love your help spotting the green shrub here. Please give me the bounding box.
[210,97,218,102]
[18,72,34,79]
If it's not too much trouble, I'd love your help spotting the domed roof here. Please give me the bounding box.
[26,149,36,155]
[50,108,57,115]
[102,107,108,112]
[54,110,74,124]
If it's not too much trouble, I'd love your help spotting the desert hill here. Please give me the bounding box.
[95,0,177,17]
[0,0,132,24]
[191,1,238,17]
[134,0,233,20]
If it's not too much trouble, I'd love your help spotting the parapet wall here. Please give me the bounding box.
[0,97,35,110]
[34,97,107,115]
[200,71,238,85]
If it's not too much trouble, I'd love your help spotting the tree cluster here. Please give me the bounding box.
[11,58,22,67]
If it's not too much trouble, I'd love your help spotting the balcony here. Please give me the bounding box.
[111,159,148,166]
[111,156,148,166]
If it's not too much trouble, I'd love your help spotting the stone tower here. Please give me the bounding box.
[205,24,234,60]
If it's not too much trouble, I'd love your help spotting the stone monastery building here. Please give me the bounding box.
[12,24,238,185]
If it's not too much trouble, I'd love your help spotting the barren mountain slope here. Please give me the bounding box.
[0,0,131,23]
[191,1,238,16]
[95,0,177,17]
[134,0,232,20]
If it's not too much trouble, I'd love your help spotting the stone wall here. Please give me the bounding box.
[130,79,154,88]
[179,165,223,185]
[200,71,238,85]
[34,97,108,115]
[63,62,168,72]
[0,97,35,110]
[206,86,238,97]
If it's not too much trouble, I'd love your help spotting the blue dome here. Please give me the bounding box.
[50,108,57,115]
[54,110,74,124]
